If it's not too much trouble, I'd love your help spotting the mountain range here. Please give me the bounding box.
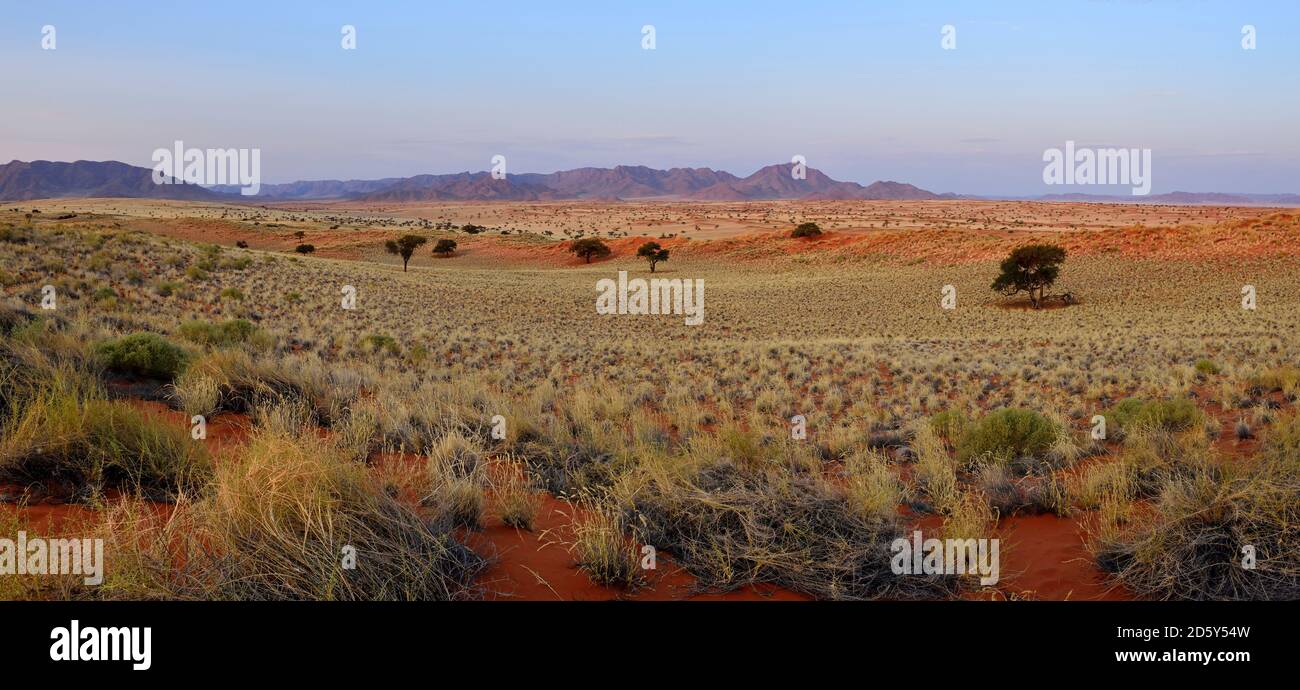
[2,159,1296,206]
[0,160,219,202]
[1,160,946,202]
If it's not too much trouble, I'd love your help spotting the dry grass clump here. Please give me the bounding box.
[172,349,342,423]
[910,423,960,513]
[843,448,907,522]
[0,337,210,500]
[1120,425,1212,497]
[1093,415,1300,600]
[194,426,485,600]
[5,417,486,601]
[628,460,955,600]
[571,500,643,588]
[492,459,543,530]
[422,430,487,529]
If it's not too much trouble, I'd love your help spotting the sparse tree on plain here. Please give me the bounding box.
[636,241,670,273]
[294,244,316,255]
[791,222,822,238]
[432,238,457,256]
[570,237,611,264]
[992,243,1067,308]
[385,234,428,271]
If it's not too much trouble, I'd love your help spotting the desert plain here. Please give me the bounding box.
[1,198,1297,600]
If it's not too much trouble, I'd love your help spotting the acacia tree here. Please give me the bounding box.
[991,244,1067,308]
[636,241,669,272]
[791,222,822,238]
[385,235,428,271]
[432,238,457,256]
[569,237,611,263]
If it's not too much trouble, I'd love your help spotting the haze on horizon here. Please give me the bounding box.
[3,0,1298,196]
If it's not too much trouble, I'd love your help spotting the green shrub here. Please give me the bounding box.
[96,333,189,380]
[928,410,970,447]
[92,287,118,302]
[178,319,262,348]
[1194,359,1220,376]
[219,256,252,270]
[360,333,400,356]
[955,408,1059,466]
[1106,398,1202,433]
[219,287,245,302]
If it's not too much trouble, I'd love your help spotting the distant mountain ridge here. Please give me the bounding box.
[3,159,1296,205]
[357,162,949,202]
[206,177,404,200]
[0,160,220,201]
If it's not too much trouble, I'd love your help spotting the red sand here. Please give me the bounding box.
[994,513,1130,601]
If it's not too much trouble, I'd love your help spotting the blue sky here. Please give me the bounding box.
[2,1,1297,194]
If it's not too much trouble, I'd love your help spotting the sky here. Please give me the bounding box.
[2,0,1298,195]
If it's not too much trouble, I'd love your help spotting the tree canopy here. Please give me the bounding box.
[385,235,428,271]
[570,237,611,263]
[991,244,1067,308]
[636,241,669,272]
[791,222,822,238]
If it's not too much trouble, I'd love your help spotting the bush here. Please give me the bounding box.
[1194,359,1220,376]
[791,222,822,238]
[96,333,189,380]
[432,238,457,256]
[294,244,315,255]
[92,287,118,303]
[360,333,400,356]
[1106,398,1202,434]
[155,281,182,297]
[178,319,262,348]
[955,408,1059,467]
[219,287,245,302]
[928,410,970,447]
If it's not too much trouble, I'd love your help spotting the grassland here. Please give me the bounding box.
[1,200,1297,600]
